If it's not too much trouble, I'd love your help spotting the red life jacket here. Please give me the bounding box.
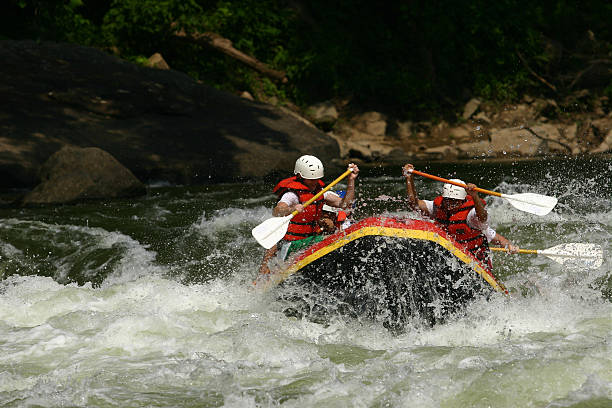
[273,176,325,241]
[432,196,492,270]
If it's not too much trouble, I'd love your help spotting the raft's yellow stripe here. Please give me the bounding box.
[271,226,506,293]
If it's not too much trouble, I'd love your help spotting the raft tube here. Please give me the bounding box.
[263,216,508,328]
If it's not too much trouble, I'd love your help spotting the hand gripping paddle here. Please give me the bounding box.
[252,168,353,249]
[407,169,558,216]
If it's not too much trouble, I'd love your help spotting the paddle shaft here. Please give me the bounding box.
[409,169,502,197]
[491,247,537,255]
[289,168,353,217]
[491,247,600,259]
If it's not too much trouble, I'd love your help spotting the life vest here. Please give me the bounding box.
[432,196,492,270]
[273,176,325,241]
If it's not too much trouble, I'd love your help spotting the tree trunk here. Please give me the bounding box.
[173,27,288,83]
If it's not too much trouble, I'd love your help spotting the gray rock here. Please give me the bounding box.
[591,129,612,153]
[147,53,170,70]
[0,40,339,189]
[462,98,481,120]
[306,101,338,128]
[22,146,146,205]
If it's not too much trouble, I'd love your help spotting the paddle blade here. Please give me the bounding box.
[540,243,604,269]
[501,193,558,216]
[252,215,292,249]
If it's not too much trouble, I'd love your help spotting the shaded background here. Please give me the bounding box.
[2,0,611,119]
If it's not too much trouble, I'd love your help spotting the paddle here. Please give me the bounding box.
[406,169,558,216]
[491,243,603,268]
[252,168,353,249]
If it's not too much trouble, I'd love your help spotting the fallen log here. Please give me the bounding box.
[173,26,288,83]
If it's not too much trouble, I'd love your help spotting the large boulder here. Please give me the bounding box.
[0,40,339,189]
[21,146,145,205]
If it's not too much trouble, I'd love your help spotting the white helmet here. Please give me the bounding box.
[442,179,467,200]
[294,155,324,179]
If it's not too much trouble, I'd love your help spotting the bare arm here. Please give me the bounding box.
[465,183,487,223]
[325,163,360,209]
[272,202,292,216]
[490,233,519,253]
[403,164,429,214]
[273,193,304,216]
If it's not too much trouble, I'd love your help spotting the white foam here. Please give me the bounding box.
[191,207,273,238]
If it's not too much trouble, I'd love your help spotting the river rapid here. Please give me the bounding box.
[0,158,610,407]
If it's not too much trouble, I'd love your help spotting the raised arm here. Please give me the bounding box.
[341,163,359,209]
[403,164,430,214]
[325,163,360,209]
[465,183,488,223]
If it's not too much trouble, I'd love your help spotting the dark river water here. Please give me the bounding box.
[0,157,610,407]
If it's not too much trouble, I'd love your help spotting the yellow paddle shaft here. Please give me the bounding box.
[290,168,353,217]
[490,247,537,254]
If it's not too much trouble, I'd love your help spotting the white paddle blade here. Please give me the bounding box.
[252,215,292,249]
[501,193,558,216]
[540,243,604,268]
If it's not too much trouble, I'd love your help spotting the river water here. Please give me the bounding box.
[0,158,610,407]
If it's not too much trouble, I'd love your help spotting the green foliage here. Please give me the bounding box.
[2,0,611,119]
[2,0,99,43]
[101,0,203,54]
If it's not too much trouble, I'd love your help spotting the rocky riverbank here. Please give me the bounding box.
[1,40,610,204]
[304,95,612,164]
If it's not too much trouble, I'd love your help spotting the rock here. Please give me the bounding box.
[591,129,612,153]
[455,141,493,159]
[447,125,472,141]
[473,112,491,124]
[240,91,254,100]
[383,148,412,164]
[393,120,414,140]
[331,121,397,161]
[429,121,450,141]
[489,127,546,156]
[532,98,558,115]
[22,146,146,205]
[278,106,317,129]
[147,53,170,70]
[493,104,535,127]
[528,124,569,154]
[422,145,459,160]
[522,94,535,104]
[469,123,491,142]
[351,112,387,137]
[462,98,481,120]
[306,101,338,129]
[326,111,398,161]
[456,127,546,158]
[0,40,339,188]
[591,118,612,138]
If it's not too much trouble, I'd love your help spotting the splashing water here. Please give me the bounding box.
[0,158,610,407]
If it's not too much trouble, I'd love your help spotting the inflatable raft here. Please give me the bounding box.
[260,216,508,328]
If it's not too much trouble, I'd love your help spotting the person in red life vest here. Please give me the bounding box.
[258,156,359,275]
[402,163,518,269]
[319,190,352,233]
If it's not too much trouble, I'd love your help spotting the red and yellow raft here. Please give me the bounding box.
[261,216,508,327]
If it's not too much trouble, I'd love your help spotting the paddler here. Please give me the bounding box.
[258,156,359,275]
[402,163,518,269]
[319,190,352,234]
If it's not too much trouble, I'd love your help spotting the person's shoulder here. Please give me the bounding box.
[278,191,299,204]
[281,191,299,199]
[422,199,434,213]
